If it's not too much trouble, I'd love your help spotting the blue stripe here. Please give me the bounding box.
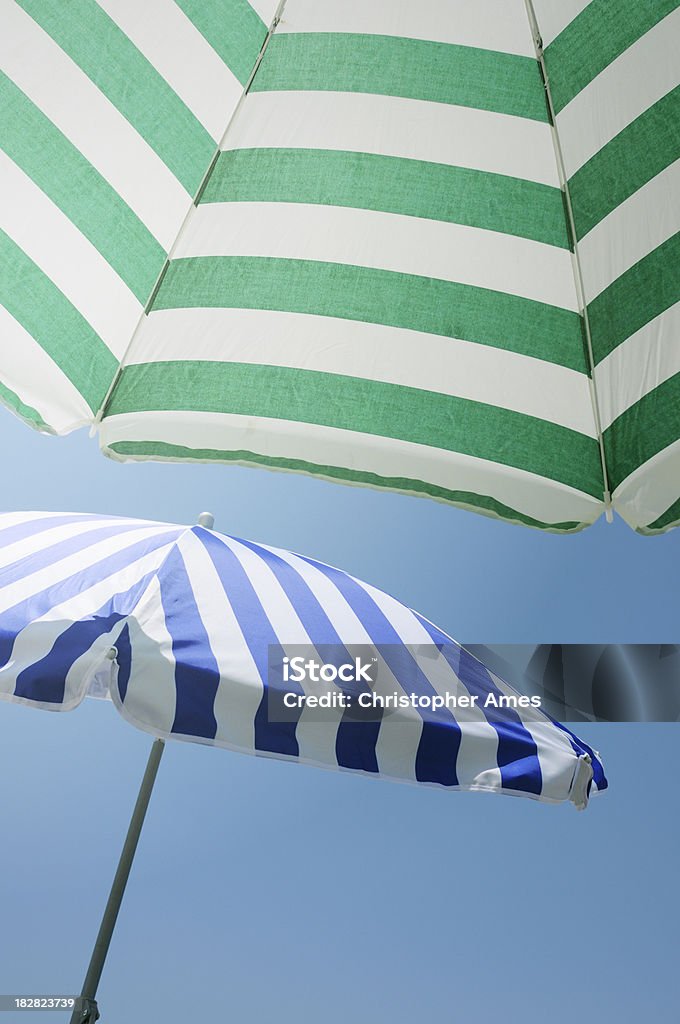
[199,530,303,757]
[440,641,542,794]
[0,521,170,585]
[455,647,542,795]
[115,624,132,702]
[298,555,461,787]
[0,514,111,552]
[416,616,543,795]
[0,532,177,672]
[237,539,381,773]
[15,610,124,703]
[13,569,158,704]
[157,546,220,740]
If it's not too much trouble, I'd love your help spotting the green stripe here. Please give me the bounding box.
[252,33,548,122]
[644,494,680,534]
[17,0,215,194]
[153,256,586,371]
[604,371,680,490]
[0,75,164,304]
[175,0,267,85]
[0,379,47,431]
[0,229,118,412]
[569,86,680,239]
[108,361,602,497]
[544,0,677,113]
[588,233,680,364]
[108,439,587,533]
[202,148,569,248]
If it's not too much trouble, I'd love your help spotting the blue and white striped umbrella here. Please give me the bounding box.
[0,511,606,808]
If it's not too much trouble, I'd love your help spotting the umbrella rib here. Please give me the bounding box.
[92,0,289,430]
[524,0,614,524]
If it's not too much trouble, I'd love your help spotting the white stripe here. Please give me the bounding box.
[61,632,121,707]
[0,304,93,430]
[0,525,178,614]
[474,661,581,802]
[531,0,591,48]
[277,0,535,57]
[0,151,141,359]
[354,587,504,792]
[174,531,261,752]
[222,91,561,187]
[100,410,604,528]
[0,540,176,701]
[135,307,596,436]
[177,202,579,310]
[0,513,52,537]
[0,0,189,247]
[0,516,101,568]
[266,546,425,783]
[0,511,95,533]
[613,438,680,531]
[248,0,280,25]
[426,631,592,801]
[557,10,680,177]
[595,303,680,431]
[578,161,680,300]
[117,575,178,734]
[516,720,582,801]
[95,0,242,141]
[222,535,342,766]
[0,516,152,572]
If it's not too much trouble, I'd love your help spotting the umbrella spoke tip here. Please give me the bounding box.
[569,754,594,811]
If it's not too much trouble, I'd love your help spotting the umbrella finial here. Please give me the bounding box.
[197,512,215,530]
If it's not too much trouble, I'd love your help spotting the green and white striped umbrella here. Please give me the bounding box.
[1,0,678,534]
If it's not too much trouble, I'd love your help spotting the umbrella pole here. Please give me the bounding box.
[70,738,165,1024]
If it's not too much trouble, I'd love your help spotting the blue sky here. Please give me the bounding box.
[0,403,679,1023]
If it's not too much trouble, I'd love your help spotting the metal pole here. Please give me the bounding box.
[70,739,165,1024]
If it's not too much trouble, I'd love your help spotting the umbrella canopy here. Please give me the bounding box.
[0,510,606,807]
[1,1,677,534]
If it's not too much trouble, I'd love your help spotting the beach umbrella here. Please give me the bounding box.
[0,509,606,1021]
[0,0,678,534]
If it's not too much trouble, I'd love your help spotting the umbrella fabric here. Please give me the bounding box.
[0,1,678,535]
[0,511,606,807]
[0,0,280,432]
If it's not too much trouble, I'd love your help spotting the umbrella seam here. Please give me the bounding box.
[524,0,613,521]
[92,0,289,428]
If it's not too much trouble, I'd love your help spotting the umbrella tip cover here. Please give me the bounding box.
[569,754,594,811]
[197,512,215,529]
